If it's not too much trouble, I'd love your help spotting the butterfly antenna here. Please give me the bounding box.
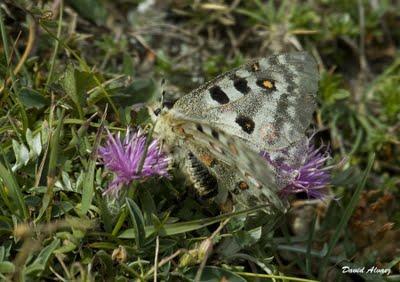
[160,78,166,106]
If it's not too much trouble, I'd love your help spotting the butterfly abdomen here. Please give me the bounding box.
[186,151,218,199]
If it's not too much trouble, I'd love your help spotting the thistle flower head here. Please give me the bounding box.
[98,128,170,195]
[261,139,332,200]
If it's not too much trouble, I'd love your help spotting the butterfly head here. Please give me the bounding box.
[149,100,172,123]
[152,101,174,117]
[147,89,180,146]
[149,87,178,122]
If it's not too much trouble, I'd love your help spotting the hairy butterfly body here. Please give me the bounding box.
[150,52,319,213]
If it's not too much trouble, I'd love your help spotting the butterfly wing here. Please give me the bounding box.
[173,52,319,155]
[163,52,318,210]
[170,115,288,212]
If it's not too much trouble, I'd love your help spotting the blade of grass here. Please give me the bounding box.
[45,0,63,91]
[112,208,128,237]
[305,214,317,276]
[64,118,124,131]
[236,271,319,282]
[119,204,277,238]
[318,153,375,279]
[0,162,28,220]
[80,106,107,215]
[6,14,35,89]
[126,198,146,248]
[36,108,65,223]
[0,7,28,132]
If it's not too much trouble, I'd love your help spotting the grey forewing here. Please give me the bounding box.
[173,52,319,154]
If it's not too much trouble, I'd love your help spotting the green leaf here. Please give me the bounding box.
[24,239,60,275]
[80,164,96,215]
[80,111,105,215]
[139,188,157,225]
[331,89,350,100]
[61,171,72,191]
[0,261,15,274]
[52,201,74,217]
[66,0,108,26]
[0,246,5,261]
[26,129,42,159]
[54,241,77,254]
[125,198,146,248]
[62,65,96,118]
[184,266,246,282]
[87,242,116,250]
[11,140,29,171]
[19,87,49,109]
[122,52,135,75]
[235,226,262,247]
[97,194,113,233]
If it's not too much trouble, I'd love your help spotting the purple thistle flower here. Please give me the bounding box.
[98,128,170,195]
[261,140,332,200]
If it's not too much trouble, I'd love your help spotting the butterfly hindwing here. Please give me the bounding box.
[172,116,287,212]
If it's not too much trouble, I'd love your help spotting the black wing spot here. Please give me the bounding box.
[196,124,204,133]
[233,76,251,95]
[235,114,255,134]
[256,79,276,92]
[211,129,219,140]
[209,85,230,104]
[286,83,295,93]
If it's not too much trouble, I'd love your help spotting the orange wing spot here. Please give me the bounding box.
[199,153,215,167]
[175,126,194,140]
[263,80,274,89]
[238,181,249,190]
